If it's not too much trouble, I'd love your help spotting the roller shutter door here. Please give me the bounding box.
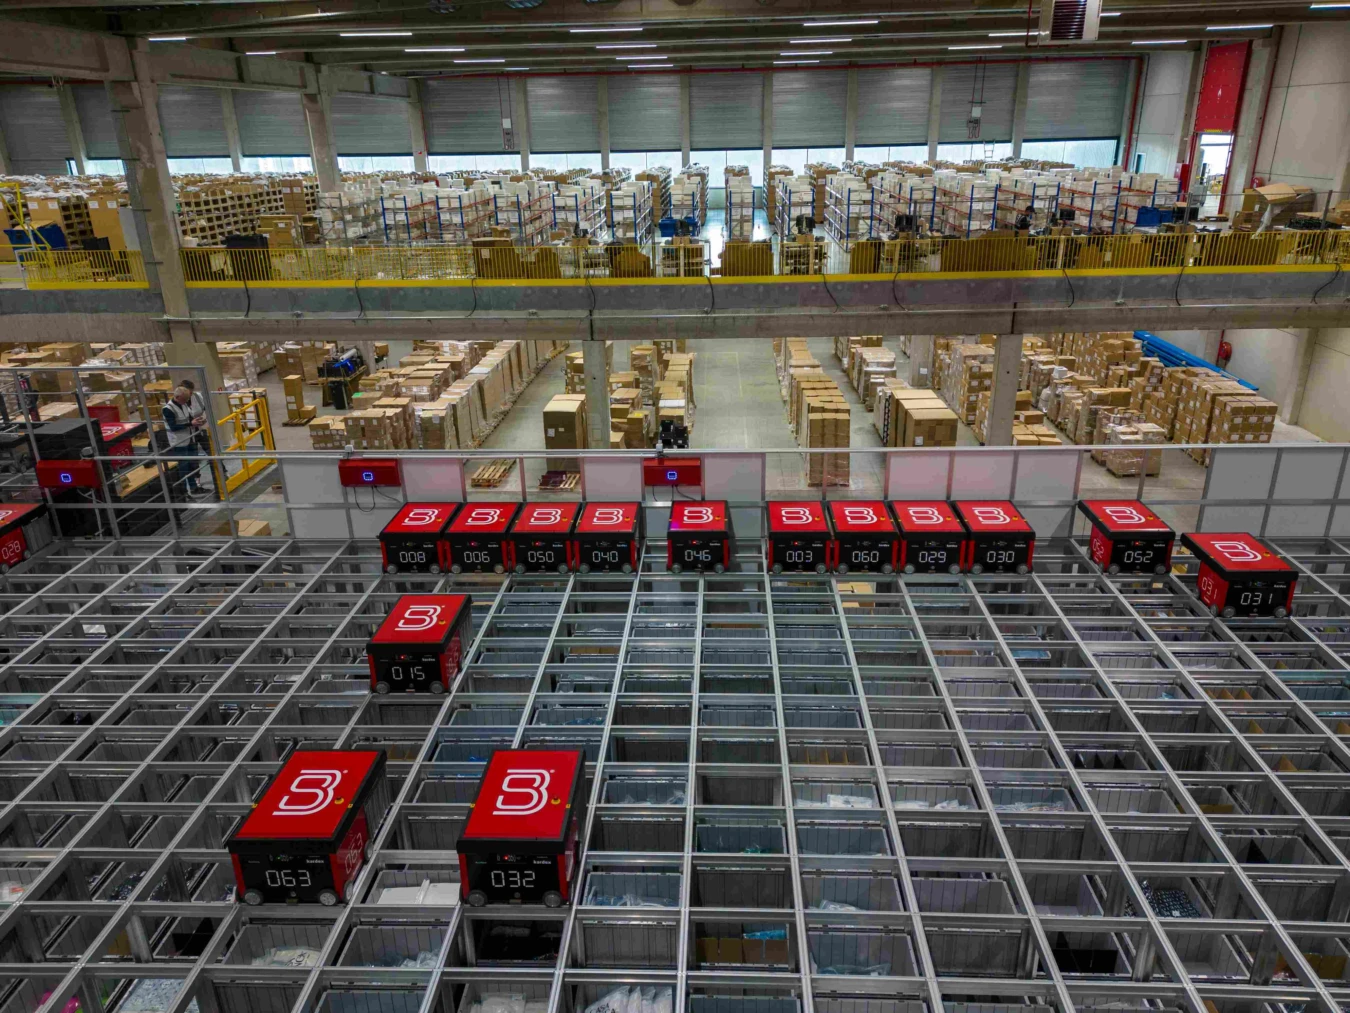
[938,63,1017,142]
[74,84,119,160]
[772,70,847,147]
[1024,59,1129,138]
[691,72,763,148]
[423,78,514,153]
[856,67,932,145]
[234,90,310,156]
[0,85,73,174]
[158,85,229,157]
[331,94,412,154]
[608,74,681,151]
[527,76,600,152]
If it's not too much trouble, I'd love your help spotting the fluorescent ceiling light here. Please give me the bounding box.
[505,66,529,70]
[775,59,820,63]
[783,50,832,54]
[569,26,642,33]
[988,30,1030,36]
[246,50,277,55]
[454,57,505,62]
[788,36,850,43]
[1310,3,1350,7]
[1206,22,1273,28]
[1131,38,1186,43]
[340,31,412,37]
[615,54,662,59]
[149,36,187,41]
[1100,10,1121,14]
[406,47,464,52]
[628,62,670,67]
[596,43,655,48]
[802,19,877,26]
[950,43,1002,49]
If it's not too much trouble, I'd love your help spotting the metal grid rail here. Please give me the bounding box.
[4,533,1350,1013]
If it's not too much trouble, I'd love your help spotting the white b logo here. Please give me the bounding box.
[397,604,442,631]
[778,506,814,524]
[405,507,440,526]
[972,506,1010,524]
[531,508,562,525]
[0,511,12,524]
[276,770,341,816]
[592,507,624,525]
[684,506,713,524]
[1213,540,1261,563]
[842,506,878,525]
[1103,506,1145,524]
[493,769,551,816]
[907,506,945,524]
[465,508,502,525]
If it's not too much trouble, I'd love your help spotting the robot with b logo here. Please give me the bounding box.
[667,501,732,573]
[367,594,473,694]
[379,503,457,574]
[952,500,1036,574]
[507,502,580,573]
[766,501,833,573]
[1181,532,1296,618]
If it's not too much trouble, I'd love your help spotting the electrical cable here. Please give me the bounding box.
[466,273,479,318]
[1312,259,1343,305]
[821,267,839,311]
[354,278,366,320]
[1173,259,1186,307]
[704,273,715,315]
[242,276,251,319]
[1062,266,1076,309]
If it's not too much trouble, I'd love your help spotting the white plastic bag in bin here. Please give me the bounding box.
[119,981,199,1013]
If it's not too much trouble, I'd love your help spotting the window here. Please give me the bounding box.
[771,148,848,176]
[1133,152,1145,173]
[338,155,416,173]
[1020,138,1119,168]
[612,152,682,173]
[428,154,524,174]
[936,142,1014,162]
[526,152,603,173]
[853,145,929,165]
[166,157,235,175]
[692,149,765,209]
[241,156,314,174]
[78,159,125,176]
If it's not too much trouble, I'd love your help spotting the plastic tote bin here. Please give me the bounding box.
[807,928,918,976]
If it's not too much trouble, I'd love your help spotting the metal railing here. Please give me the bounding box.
[175,230,1350,287]
[17,249,149,289]
[215,392,276,495]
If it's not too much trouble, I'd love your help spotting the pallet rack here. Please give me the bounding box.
[774,182,814,239]
[637,167,673,220]
[1115,178,1184,230]
[493,192,554,246]
[869,177,937,237]
[319,191,383,244]
[5,528,1350,1013]
[434,192,493,244]
[553,189,607,239]
[994,179,1062,229]
[1061,178,1122,234]
[932,180,1000,238]
[823,184,873,251]
[607,187,654,245]
[725,182,755,241]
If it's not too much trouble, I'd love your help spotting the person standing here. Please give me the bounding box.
[163,385,208,498]
[178,379,215,491]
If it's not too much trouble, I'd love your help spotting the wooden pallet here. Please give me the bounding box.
[470,460,514,488]
[538,471,579,491]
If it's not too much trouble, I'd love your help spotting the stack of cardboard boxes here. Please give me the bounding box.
[938,342,995,424]
[872,382,959,448]
[543,394,588,471]
[282,375,316,425]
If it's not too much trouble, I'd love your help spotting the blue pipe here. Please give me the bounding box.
[1133,330,1258,391]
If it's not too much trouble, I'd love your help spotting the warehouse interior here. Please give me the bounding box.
[6,4,1350,1013]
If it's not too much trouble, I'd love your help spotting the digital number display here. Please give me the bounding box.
[466,853,557,903]
[239,853,332,904]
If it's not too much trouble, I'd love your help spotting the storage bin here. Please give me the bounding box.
[891,782,977,811]
[601,777,686,806]
[695,821,785,855]
[796,822,889,856]
[925,927,1024,977]
[692,921,793,970]
[582,871,681,908]
[220,921,331,965]
[1024,872,1104,916]
[573,918,678,968]
[807,928,917,977]
[591,815,685,853]
[912,877,1016,914]
[793,782,878,808]
[800,874,902,912]
[337,923,447,967]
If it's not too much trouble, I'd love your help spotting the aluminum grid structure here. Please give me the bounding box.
[6,532,1350,1013]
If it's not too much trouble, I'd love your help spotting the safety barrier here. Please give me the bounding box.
[215,393,276,495]
[176,230,1350,288]
[18,249,149,289]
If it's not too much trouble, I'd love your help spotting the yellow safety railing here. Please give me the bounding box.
[167,229,1350,288]
[20,249,149,289]
[213,394,276,495]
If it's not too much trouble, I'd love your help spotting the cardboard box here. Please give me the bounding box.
[904,406,959,448]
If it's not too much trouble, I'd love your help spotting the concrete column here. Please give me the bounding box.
[111,45,221,388]
[844,67,858,162]
[597,77,610,171]
[1009,62,1030,159]
[907,334,935,388]
[583,339,609,451]
[679,73,691,168]
[511,76,531,171]
[56,84,87,175]
[1224,33,1278,213]
[761,70,773,174]
[1278,328,1317,426]
[408,80,429,173]
[1174,42,1207,173]
[1118,57,1141,168]
[986,333,1023,446]
[220,89,243,172]
[926,66,942,163]
[303,69,340,193]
